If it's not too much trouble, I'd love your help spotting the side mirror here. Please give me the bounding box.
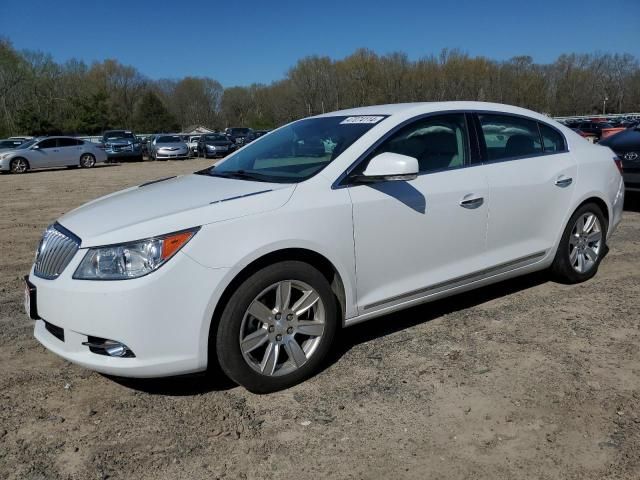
[354,152,419,182]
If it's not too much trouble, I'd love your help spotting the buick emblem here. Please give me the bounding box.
[624,152,638,161]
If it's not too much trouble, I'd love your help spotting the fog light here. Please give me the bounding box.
[83,336,135,357]
[104,341,128,357]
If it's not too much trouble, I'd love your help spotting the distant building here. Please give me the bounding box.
[181,125,214,135]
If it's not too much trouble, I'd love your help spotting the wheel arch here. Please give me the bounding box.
[206,247,348,367]
[574,195,610,230]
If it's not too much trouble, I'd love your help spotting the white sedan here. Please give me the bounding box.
[1,136,107,173]
[25,102,625,392]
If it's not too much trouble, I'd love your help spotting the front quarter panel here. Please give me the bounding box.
[182,176,358,322]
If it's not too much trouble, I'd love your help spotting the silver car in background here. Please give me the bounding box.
[187,136,200,155]
[0,139,25,151]
[149,135,190,161]
[0,136,107,174]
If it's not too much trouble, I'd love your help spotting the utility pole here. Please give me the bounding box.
[603,95,608,116]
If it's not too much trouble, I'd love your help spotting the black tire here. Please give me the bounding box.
[215,261,338,393]
[551,202,608,284]
[10,157,29,174]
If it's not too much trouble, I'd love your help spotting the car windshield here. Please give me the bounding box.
[105,132,135,140]
[17,139,38,149]
[157,135,182,143]
[204,135,227,141]
[202,115,387,183]
[229,128,250,135]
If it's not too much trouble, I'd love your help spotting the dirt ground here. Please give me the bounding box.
[0,159,639,480]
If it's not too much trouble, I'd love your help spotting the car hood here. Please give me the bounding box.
[205,140,233,146]
[105,138,134,145]
[599,129,640,151]
[58,174,296,247]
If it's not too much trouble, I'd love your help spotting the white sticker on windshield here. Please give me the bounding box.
[340,116,385,125]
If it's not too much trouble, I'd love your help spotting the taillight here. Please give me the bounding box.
[613,155,624,174]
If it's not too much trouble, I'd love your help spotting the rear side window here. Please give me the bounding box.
[58,138,80,147]
[368,113,469,174]
[479,114,542,160]
[539,123,566,153]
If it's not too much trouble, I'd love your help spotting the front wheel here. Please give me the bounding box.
[551,203,607,284]
[80,153,96,168]
[215,261,338,393]
[10,158,29,174]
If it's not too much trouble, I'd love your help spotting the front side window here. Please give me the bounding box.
[37,139,57,149]
[539,123,566,153]
[479,114,542,160]
[204,116,387,183]
[363,113,469,174]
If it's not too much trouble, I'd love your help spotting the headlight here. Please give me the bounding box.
[0,153,10,160]
[73,228,199,280]
[206,145,216,150]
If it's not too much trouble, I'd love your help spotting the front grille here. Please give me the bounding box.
[34,224,81,280]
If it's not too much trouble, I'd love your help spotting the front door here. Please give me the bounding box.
[348,113,490,313]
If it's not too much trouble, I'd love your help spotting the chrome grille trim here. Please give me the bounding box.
[34,223,81,280]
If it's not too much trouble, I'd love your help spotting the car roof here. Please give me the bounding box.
[314,101,555,123]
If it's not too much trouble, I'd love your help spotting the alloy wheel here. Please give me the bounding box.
[11,158,28,173]
[80,154,95,168]
[568,212,602,273]
[239,280,326,377]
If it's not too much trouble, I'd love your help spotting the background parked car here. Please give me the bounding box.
[599,125,640,192]
[577,121,623,141]
[149,135,189,161]
[197,133,236,158]
[101,130,143,162]
[0,136,107,173]
[224,127,255,146]
[253,129,271,139]
[0,139,24,151]
[187,136,200,156]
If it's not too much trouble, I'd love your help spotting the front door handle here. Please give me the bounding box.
[459,195,484,209]
[555,176,573,188]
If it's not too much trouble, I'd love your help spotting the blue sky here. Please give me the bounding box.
[1,0,638,87]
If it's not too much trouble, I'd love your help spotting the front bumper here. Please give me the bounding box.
[29,249,228,378]
[156,149,189,159]
[105,146,142,158]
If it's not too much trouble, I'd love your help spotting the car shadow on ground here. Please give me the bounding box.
[2,164,120,175]
[112,270,550,396]
[624,191,640,212]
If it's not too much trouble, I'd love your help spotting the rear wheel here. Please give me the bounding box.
[79,153,96,168]
[551,203,607,284]
[215,261,338,393]
[10,158,29,174]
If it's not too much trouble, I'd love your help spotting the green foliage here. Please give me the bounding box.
[132,91,179,133]
[0,36,639,137]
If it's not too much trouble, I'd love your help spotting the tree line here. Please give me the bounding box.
[1,38,639,137]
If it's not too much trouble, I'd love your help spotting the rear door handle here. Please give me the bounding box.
[459,195,484,209]
[555,176,573,188]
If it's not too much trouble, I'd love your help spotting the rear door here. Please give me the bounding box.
[474,113,577,267]
[55,137,82,166]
